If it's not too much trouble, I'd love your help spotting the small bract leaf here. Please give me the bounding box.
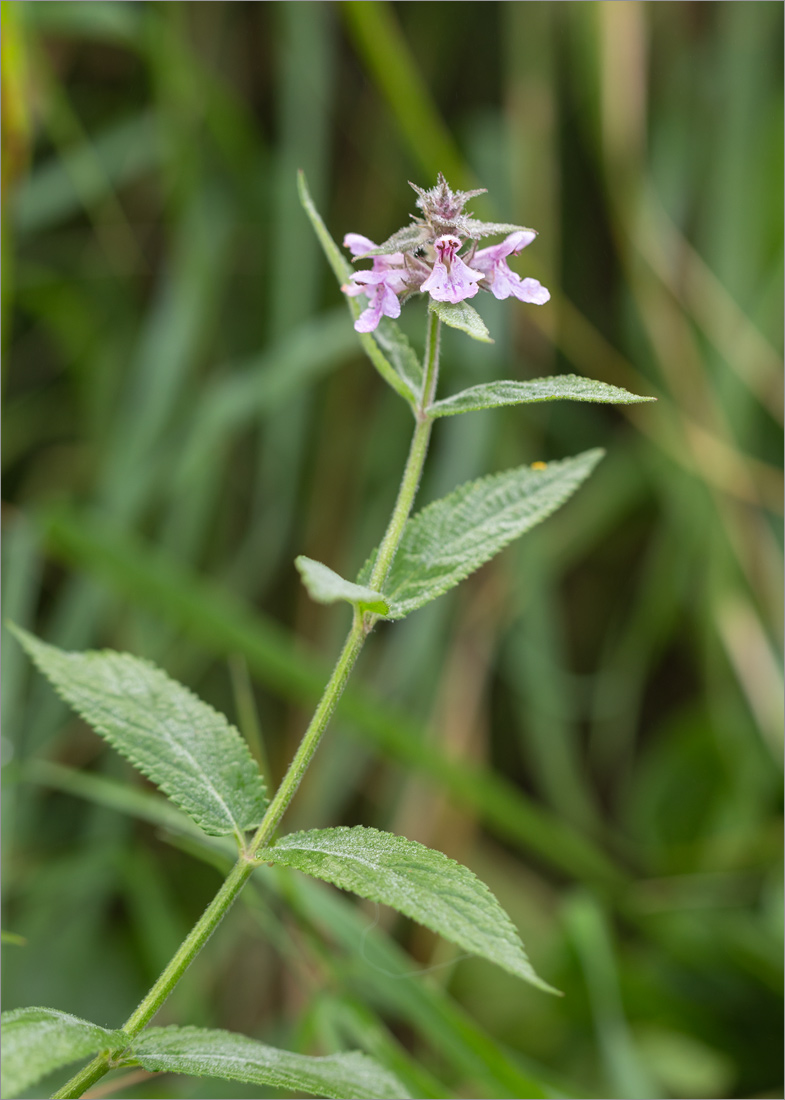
[129,1026,410,1100]
[297,170,416,407]
[296,556,389,615]
[359,449,604,619]
[463,218,537,240]
[428,298,493,343]
[430,376,656,417]
[357,222,430,257]
[1,1007,126,1099]
[260,827,557,993]
[11,626,267,839]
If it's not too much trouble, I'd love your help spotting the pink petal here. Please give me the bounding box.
[510,277,550,305]
[483,267,518,300]
[421,255,483,303]
[343,233,377,256]
[354,282,401,332]
[505,229,537,253]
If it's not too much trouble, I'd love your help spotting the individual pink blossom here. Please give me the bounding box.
[420,235,484,304]
[342,234,408,333]
[471,230,550,304]
[343,268,405,331]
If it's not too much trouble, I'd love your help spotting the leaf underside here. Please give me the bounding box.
[296,555,389,615]
[129,1026,410,1100]
[429,375,656,417]
[359,449,604,619]
[11,626,267,838]
[1,1007,126,1099]
[260,826,557,993]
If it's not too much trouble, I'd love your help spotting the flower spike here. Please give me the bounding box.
[341,176,550,333]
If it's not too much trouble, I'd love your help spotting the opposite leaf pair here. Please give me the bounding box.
[8,626,556,1098]
[2,1008,408,1100]
[10,627,551,989]
[297,449,607,621]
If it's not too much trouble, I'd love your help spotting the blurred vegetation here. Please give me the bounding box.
[2,2,782,1098]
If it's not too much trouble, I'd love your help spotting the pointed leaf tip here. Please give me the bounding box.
[129,1026,411,1100]
[261,827,558,993]
[9,625,267,838]
[430,375,657,418]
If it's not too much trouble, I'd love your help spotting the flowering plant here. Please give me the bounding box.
[4,174,653,1100]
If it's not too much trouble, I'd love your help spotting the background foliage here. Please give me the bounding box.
[2,2,782,1098]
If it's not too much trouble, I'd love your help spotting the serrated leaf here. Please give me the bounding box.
[430,375,656,417]
[359,450,604,619]
[373,317,423,396]
[1,1007,126,1099]
[428,298,493,343]
[463,218,537,240]
[11,626,267,839]
[297,170,416,406]
[296,556,389,615]
[356,222,430,257]
[260,827,556,993]
[128,1026,410,1100]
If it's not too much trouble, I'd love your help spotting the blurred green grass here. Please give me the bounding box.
[2,3,782,1098]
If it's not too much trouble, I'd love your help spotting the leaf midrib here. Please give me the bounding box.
[64,675,242,831]
[271,839,521,950]
[387,476,570,597]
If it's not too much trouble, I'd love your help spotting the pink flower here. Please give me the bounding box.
[420,235,484,304]
[472,230,550,304]
[343,268,405,331]
[342,234,408,333]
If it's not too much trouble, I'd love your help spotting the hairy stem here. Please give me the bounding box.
[51,860,255,1099]
[248,618,367,851]
[51,317,442,1100]
[368,312,440,592]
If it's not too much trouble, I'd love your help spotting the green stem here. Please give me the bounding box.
[52,315,442,1100]
[368,312,440,592]
[248,619,366,851]
[52,859,255,1099]
[421,307,442,411]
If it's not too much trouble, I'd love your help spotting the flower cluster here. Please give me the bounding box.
[342,174,550,334]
